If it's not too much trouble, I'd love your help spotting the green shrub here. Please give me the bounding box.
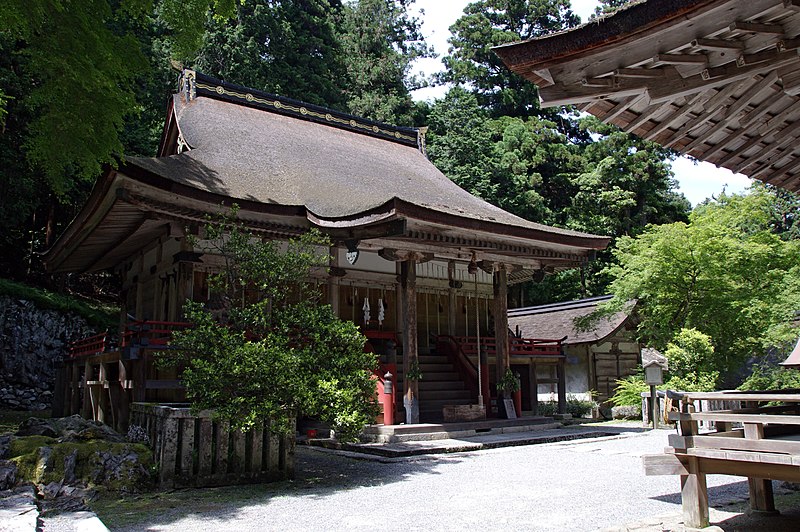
[739,365,800,391]
[610,374,648,406]
[537,394,597,418]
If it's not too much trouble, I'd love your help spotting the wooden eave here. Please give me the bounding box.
[495,0,800,193]
[44,162,606,273]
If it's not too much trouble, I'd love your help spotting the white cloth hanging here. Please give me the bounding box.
[377,298,385,325]
[362,297,371,325]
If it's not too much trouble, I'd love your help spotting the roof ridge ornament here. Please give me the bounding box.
[181,69,197,101]
[417,126,428,156]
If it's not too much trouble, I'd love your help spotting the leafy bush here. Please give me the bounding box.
[739,364,800,391]
[537,394,597,418]
[610,374,648,406]
[664,328,719,388]
[164,210,379,441]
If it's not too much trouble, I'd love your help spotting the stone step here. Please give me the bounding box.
[417,355,449,364]
[359,417,561,443]
[418,380,465,391]
[417,363,454,372]
[420,371,461,381]
[417,389,472,401]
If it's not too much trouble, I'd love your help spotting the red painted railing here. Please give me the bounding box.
[452,335,566,359]
[67,331,109,358]
[121,320,192,348]
[66,321,192,359]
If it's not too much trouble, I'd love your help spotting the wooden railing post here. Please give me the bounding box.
[744,422,776,513]
[678,400,709,528]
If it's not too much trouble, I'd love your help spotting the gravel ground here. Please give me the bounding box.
[89,423,797,532]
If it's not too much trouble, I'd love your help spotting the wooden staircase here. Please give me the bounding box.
[416,350,474,423]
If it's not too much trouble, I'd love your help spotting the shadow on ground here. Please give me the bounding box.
[92,445,461,530]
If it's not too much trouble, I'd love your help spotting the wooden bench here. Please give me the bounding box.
[643,390,800,528]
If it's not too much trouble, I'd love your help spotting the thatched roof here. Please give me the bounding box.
[508,296,633,345]
[495,0,800,193]
[44,71,610,273]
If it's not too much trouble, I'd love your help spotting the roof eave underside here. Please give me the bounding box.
[495,0,800,193]
[43,167,608,273]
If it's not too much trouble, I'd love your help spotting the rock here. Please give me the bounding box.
[16,417,58,438]
[41,480,63,499]
[0,435,11,459]
[0,459,17,489]
[611,405,641,420]
[63,448,78,484]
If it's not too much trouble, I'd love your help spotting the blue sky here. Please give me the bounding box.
[410,0,753,206]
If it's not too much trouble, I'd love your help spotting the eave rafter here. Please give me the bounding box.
[498,0,800,192]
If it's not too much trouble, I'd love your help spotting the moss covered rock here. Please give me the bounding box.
[4,415,153,493]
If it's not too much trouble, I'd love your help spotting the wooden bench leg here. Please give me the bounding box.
[681,457,709,528]
[748,477,776,513]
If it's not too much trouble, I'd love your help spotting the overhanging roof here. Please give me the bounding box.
[44,71,609,273]
[508,295,633,345]
[495,0,800,192]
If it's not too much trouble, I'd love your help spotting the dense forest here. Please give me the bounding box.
[2,0,800,386]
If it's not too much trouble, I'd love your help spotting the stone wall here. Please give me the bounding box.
[0,296,97,410]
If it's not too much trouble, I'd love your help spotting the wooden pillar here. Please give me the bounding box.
[557,358,567,415]
[400,259,419,424]
[447,260,457,336]
[681,456,709,528]
[530,362,539,416]
[744,423,776,513]
[328,246,340,317]
[493,264,509,383]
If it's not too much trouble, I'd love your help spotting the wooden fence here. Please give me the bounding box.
[130,403,294,488]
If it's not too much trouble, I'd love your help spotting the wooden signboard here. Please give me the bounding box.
[503,398,517,419]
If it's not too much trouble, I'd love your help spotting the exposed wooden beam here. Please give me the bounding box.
[698,126,747,160]
[728,21,784,35]
[538,82,647,107]
[724,72,779,120]
[613,68,666,78]
[758,100,800,135]
[736,49,786,68]
[733,120,800,173]
[642,92,711,140]
[783,0,800,12]
[781,68,800,96]
[749,145,795,176]
[738,91,785,128]
[602,93,650,123]
[652,54,708,66]
[624,102,668,133]
[691,38,744,51]
[756,152,800,184]
[703,80,747,112]
[527,69,555,88]
[662,106,726,148]
[652,51,800,104]
[716,134,764,167]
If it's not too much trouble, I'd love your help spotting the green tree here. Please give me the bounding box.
[566,116,690,237]
[338,0,432,124]
[601,187,800,385]
[167,212,379,439]
[593,0,631,18]
[664,328,719,390]
[0,0,237,279]
[440,0,579,117]
[193,0,349,109]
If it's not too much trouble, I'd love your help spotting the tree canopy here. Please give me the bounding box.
[601,185,800,385]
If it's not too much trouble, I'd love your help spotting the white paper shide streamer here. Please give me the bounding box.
[362,297,370,325]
